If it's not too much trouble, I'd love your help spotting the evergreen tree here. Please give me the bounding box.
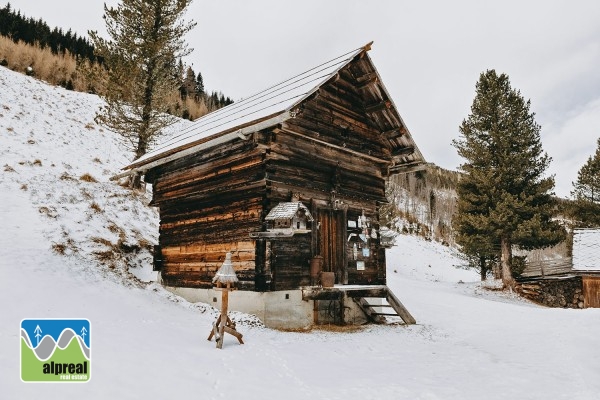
[89,0,196,187]
[182,66,196,99]
[453,167,499,281]
[571,138,600,226]
[453,70,565,287]
[195,71,204,97]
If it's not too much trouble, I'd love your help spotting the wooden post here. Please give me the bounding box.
[216,284,229,349]
[207,252,244,349]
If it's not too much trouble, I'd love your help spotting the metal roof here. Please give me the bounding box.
[123,45,367,173]
[119,42,425,177]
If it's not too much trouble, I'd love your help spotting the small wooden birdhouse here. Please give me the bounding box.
[265,202,313,233]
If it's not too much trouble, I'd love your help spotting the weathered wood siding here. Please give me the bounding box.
[583,276,600,308]
[143,54,409,291]
[146,140,266,289]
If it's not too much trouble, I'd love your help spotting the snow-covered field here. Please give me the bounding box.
[1,67,599,399]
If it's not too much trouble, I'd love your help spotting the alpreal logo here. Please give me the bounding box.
[20,319,91,382]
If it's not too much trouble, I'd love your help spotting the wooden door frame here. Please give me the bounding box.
[311,200,348,284]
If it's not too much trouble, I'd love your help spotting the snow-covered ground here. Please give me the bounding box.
[1,67,599,399]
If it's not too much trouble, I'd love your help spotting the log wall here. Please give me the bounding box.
[144,56,405,291]
[147,140,265,289]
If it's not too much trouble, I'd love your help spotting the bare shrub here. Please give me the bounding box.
[32,159,42,166]
[3,164,15,172]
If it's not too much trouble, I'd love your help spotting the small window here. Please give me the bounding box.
[297,222,301,229]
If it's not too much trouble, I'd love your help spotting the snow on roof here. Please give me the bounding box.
[572,228,600,271]
[213,252,239,284]
[265,202,313,221]
[126,45,368,171]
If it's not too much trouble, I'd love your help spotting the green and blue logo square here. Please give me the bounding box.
[20,319,91,382]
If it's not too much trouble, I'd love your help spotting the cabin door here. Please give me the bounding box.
[315,208,347,284]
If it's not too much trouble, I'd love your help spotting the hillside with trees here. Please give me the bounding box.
[0,3,232,122]
[381,163,460,245]
[0,3,97,63]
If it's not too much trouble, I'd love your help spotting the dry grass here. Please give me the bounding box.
[93,250,117,262]
[51,239,80,255]
[3,164,15,172]
[89,201,103,213]
[20,183,28,191]
[38,206,57,218]
[51,243,67,255]
[79,173,98,183]
[0,36,110,93]
[32,159,42,166]
[59,172,75,181]
[91,237,114,247]
[0,36,218,123]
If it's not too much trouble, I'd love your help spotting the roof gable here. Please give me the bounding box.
[121,42,425,177]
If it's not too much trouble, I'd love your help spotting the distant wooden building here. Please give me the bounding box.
[119,43,426,328]
[516,228,600,308]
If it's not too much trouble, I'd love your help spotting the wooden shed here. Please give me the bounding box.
[516,228,600,308]
[120,43,426,328]
[573,228,600,308]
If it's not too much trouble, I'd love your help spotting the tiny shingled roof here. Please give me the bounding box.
[213,252,239,285]
[265,202,314,221]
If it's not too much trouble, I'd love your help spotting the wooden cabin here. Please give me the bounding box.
[119,43,426,328]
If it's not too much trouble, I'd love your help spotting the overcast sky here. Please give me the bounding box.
[6,0,600,198]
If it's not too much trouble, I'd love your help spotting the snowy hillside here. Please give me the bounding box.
[1,67,599,399]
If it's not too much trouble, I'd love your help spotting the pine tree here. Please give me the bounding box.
[195,71,204,97]
[571,138,600,226]
[453,70,565,287]
[89,0,196,187]
[182,66,196,100]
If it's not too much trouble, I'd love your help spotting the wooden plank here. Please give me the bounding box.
[386,288,416,324]
[365,100,391,114]
[583,276,600,308]
[280,125,389,165]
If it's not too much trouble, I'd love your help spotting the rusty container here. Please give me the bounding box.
[321,271,335,288]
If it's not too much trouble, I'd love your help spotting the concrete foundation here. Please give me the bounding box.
[163,285,373,329]
[164,286,314,330]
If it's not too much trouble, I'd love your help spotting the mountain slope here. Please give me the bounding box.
[1,66,599,400]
